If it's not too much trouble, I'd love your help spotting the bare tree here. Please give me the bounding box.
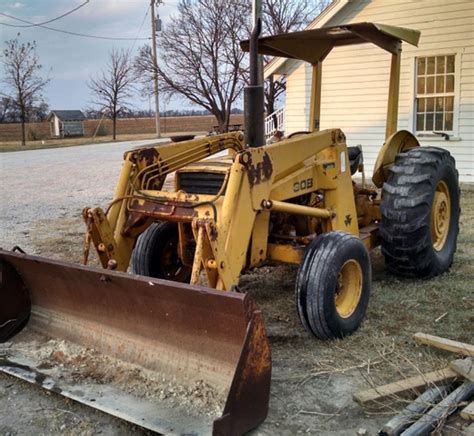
[0,97,15,123]
[0,96,48,123]
[262,0,330,35]
[134,45,157,98]
[134,0,331,131]
[1,38,50,145]
[88,49,135,140]
[262,0,331,119]
[135,0,249,132]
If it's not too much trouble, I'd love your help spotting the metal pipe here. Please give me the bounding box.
[262,199,331,219]
[249,18,261,86]
[245,17,265,148]
[252,0,264,87]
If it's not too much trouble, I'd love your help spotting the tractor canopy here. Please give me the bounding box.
[242,22,421,140]
[240,22,420,63]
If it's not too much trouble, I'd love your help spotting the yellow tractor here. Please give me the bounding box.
[86,21,459,338]
[0,22,460,435]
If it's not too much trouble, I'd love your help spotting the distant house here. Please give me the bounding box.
[48,110,85,138]
[264,0,474,183]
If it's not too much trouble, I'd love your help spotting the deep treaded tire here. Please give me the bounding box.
[131,222,191,282]
[380,147,459,278]
[296,232,371,340]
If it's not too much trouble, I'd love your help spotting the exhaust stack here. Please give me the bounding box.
[244,18,265,148]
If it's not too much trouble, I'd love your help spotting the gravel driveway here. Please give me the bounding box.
[0,139,167,253]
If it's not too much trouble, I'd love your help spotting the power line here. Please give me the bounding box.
[1,1,90,28]
[130,5,150,53]
[0,12,151,41]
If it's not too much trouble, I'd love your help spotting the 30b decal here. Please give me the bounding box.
[293,178,313,192]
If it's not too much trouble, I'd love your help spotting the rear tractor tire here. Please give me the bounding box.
[380,147,460,278]
[296,232,371,340]
[131,222,191,282]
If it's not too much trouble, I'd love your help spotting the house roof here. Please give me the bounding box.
[241,22,420,65]
[48,110,85,121]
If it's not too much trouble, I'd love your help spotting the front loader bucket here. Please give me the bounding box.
[0,249,271,435]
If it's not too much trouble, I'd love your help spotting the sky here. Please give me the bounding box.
[0,0,195,111]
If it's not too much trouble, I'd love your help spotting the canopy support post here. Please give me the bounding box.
[385,45,401,139]
[309,61,323,132]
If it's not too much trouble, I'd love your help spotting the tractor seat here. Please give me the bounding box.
[348,146,363,175]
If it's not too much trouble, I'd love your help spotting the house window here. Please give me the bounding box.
[415,55,455,133]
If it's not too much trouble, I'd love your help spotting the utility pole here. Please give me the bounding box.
[150,0,161,137]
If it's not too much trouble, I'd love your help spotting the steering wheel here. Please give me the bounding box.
[288,131,311,139]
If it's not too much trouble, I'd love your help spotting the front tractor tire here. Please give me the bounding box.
[296,232,371,340]
[131,222,191,283]
[380,147,460,278]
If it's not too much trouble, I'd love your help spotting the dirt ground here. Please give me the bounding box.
[0,143,473,435]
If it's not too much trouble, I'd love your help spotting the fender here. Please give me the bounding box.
[372,129,420,187]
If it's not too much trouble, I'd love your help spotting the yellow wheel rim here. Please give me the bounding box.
[431,181,451,252]
[335,260,363,318]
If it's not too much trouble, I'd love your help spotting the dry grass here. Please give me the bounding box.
[239,189,473,434]
[245,189,474,383]
[348,191,474,432]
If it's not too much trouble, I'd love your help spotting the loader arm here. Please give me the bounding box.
[84,128,358,291]
[83,132,246,271]
[190,128,358,290]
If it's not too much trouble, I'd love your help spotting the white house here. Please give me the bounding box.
[265,0,473,183]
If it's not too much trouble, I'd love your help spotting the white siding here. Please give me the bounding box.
[283,60,311,133]
[283,0,474,182]
[54,115,60,137]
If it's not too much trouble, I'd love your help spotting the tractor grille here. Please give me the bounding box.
[177,172,226,195]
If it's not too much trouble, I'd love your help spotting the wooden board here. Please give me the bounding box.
[413,333,474,357]
[450,358,474,382]
[461,402,474,421]
[353,367,457,404]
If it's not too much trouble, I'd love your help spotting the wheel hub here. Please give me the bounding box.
[335,259,363,318]
[431,181,451,251]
